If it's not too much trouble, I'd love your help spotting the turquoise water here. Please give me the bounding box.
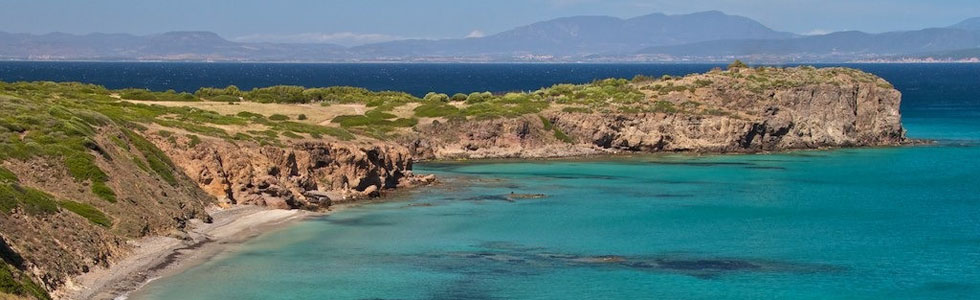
[112,63,979,299]
[131,118,980,299]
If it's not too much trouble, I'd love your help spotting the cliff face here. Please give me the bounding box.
[1,83,432,299]
[410,68,907,159]
[1,127,213,298]
[150,135,433,210]
[549,83,905,152]
[1,130,431,299]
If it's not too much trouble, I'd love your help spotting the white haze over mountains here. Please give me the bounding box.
[3,11,980,62]
[232,32,405,46]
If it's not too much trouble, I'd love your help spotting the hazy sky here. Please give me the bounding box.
[2,0,978,45]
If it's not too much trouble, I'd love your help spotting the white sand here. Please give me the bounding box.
[54,206,316,300]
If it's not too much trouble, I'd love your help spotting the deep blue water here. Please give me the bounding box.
[1,62,978,114]
[3,63,976,299]
[0,62,727,96]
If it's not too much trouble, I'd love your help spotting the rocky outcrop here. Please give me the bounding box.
[407,116,602,159]
[410,70,908,159]
[151,136,434,210]
[553,82,905,152]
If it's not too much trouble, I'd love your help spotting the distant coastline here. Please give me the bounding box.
[5,10,980,63]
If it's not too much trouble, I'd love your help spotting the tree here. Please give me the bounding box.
[728,60,748,69]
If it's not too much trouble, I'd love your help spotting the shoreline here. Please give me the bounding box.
[50,142,932,300]
[419,140,932,165]
[54,205,326,300]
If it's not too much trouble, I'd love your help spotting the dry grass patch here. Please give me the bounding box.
[126,101,367,127]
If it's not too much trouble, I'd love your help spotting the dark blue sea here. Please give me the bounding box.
[2,62,978,299]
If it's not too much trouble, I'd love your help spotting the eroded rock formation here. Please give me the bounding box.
[410,69,907,158]
[152,136,434,210]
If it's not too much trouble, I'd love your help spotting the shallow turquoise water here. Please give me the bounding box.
[130,120,980,299]
[125,63,980,299]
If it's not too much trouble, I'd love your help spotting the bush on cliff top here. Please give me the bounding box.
[120,89,197,102]
[413,102,460,118]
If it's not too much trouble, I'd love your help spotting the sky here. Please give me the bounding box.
[1,0,979,46]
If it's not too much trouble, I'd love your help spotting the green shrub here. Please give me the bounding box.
[209,95,240,102]
[123,129,178,185]
[187,134,202,147]
[539,115,553,130]
[632,75,655,83]
[59,200,111,227]
[0,166,17,183]
[297,114,308,120]
[64,154,108,183]
[652,100,678,113]
[119,89,157,100]
[1,261,51,300]
[157,130,173,138]
[155,90,197,101]
[272,122,354,141]
[195,85,242,99]
[413,102,459,118]
[424,92,450,102]
[0,184,17,213]
[304,86,418,105]
[245,85,307,103]
[91,181,117,203]
[728,59,749,69]
[451,93,468,102]
[465,92,493,104]
[0,184,59,215]
[269,114,290,121]
[233,132,252,141]
[236,111,265,119]
[694,79,714,88]
[553,128,573,143]
[123,89,196,101]
[332,115,417,128]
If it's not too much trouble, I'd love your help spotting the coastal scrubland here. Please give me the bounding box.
[0,64,906,299]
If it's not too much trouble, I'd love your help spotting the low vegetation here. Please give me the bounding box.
[2,63,891,148]
[119,89,197,101]
[1,261,50,300]
[59,200,112,227]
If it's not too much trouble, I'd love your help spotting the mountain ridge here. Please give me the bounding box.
[2,11,980,62]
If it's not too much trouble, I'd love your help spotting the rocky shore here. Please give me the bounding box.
[0,66,909,299]
[408,68,907,159]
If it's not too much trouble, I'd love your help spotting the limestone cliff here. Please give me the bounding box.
[148,134,434,210]
[408,67,907,158]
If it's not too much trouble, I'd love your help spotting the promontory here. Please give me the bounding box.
[0,64,907,299]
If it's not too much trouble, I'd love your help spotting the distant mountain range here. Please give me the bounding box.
[2,11,980,63]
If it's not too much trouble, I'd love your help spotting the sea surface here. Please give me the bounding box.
[3,63,977,299]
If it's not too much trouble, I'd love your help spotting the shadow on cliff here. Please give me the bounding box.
[0,235,25,269]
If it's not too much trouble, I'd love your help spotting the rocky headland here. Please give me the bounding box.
[0,65,907,299]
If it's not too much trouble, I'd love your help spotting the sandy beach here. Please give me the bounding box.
[53,206,319,300]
